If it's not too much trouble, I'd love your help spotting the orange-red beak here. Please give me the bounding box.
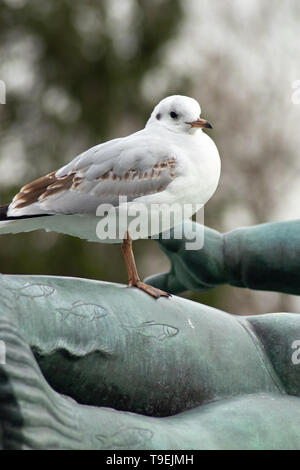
[186,117,213,129]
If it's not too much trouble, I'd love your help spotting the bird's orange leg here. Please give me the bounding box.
[121,232,170,299]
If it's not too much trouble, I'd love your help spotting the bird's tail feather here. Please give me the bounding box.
[0,204,51,221]
[0,204,52,235]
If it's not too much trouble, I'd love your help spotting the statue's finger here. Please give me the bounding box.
[144,272,186,294]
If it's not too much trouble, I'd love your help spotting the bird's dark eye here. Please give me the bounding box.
[170,111,178,119]
[156,113,161,120]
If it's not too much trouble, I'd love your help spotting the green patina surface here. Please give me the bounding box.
[1,220,300,449]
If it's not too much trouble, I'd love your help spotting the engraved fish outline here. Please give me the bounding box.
[8,283,56,300]
[56,300,108,322]
[96,427,153,448]
[122,320,179,341]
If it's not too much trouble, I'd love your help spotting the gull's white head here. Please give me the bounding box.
[146,95,212,133]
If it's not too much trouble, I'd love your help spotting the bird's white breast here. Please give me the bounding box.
[122,129,220,240]
[135,129,221,208]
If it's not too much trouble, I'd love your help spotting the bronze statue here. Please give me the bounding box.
[1,220,300,449]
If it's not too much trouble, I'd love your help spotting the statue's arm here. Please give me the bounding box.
[1,275,300,450]
[146,219,300,295]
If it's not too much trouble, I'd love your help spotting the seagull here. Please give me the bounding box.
[0,95,221,298]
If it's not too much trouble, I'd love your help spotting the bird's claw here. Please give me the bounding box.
[129,280,171,299]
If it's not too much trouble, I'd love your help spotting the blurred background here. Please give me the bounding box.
[1,0,300,315]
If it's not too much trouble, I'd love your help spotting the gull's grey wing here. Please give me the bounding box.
[8,130,179,216]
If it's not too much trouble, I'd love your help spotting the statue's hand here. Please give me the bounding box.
[145,220,227,294]
[147,219,300,296]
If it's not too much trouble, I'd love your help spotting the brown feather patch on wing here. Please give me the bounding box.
[12,171,76,209]
[94,158,177,183]
[11,157,178,210]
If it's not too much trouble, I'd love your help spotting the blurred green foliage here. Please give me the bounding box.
[0,0,184,284]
